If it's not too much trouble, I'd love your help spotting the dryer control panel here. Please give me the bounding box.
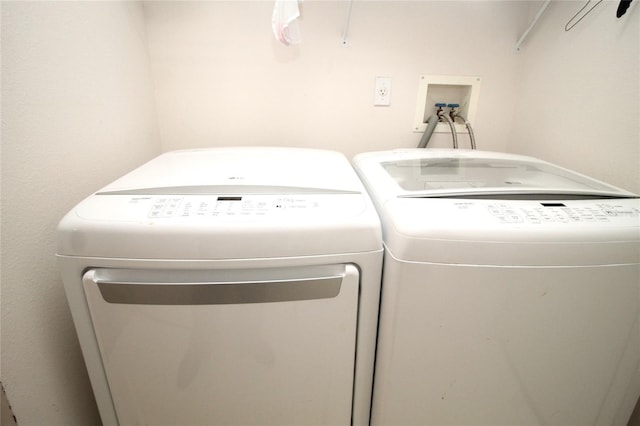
[74,192,368,222]
[148,195,326,219]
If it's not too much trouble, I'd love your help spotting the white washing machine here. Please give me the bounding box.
[353,149,640,425]
[57,147,383,426]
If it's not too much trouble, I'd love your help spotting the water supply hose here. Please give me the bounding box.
[439,110,458,149]
[454,114,476,149]
[417,103,446,148]
[448,104,476,149]
[417,113,439,148]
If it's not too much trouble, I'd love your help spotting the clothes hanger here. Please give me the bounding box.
[565,0,603,31]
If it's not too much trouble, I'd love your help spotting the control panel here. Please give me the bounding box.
[147,195,325,219]
[486,202,639,224]
[76,193,368,222]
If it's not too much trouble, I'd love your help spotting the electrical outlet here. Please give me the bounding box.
[374,77,392,106]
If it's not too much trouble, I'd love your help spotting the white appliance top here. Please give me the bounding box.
[99,147,367,195]
[353,149,640,266]
[58,147,382,259]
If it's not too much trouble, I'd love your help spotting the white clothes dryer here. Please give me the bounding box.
[58,147,383,426]
[353,149,640,426]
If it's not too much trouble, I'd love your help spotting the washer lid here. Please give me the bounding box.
[385,156,636,199]
[354,149,637,201]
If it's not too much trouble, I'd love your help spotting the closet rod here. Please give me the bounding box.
[515,0,552,53]
[341,0,353,46]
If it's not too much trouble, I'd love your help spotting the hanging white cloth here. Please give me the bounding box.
[272,0,302,46]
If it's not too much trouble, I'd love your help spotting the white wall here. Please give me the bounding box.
[510,0,639,193]
[144,1,529,158]
[1,2,159,424]
[145,0,638,192]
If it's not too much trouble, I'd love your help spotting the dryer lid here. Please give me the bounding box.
[57,147,383,259]
[100,147,365,194]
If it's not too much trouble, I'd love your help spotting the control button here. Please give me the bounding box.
[488,204,524,223]
[525,216,541,224]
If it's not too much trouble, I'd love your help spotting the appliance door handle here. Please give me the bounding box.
[84,268,345,305]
